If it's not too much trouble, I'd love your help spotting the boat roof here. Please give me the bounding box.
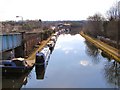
[47,42,51,44]
[0,59,26,64]
[36,52,45,60]
[0,60,12,63]
[12,58,25,61]
[49,41,54,43]
[0,58,26,64]
[36,47,50,58]
[51,36,56,39]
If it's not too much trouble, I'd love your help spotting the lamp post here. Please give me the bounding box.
[16,16,25,58]
[16,16,23,22]
[117,1,120,56]
[16,16,24,30]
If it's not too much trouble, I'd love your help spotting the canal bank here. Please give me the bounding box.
[80,31,120,62]
[25,36,52,66]
[26,31,59,65]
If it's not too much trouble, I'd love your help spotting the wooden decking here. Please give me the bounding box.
[80,31,120,62]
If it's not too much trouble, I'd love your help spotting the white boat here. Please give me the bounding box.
[53,32,59,37]
[47,41,55,51]
[50,36,57,43]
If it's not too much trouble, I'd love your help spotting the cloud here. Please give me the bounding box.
[79,60,92,66]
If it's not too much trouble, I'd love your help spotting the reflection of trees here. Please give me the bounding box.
[101,51,112,61]
[84,40,100,64]
[104,61,120,88]
[69,29,80,35]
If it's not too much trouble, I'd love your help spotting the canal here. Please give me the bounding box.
[2,33,120,89]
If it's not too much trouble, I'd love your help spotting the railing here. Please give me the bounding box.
[1,33,22,52]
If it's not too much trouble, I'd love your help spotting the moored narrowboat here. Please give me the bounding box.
[36,46,50,64]
[1,58,33,75]
[47,41,55,52]
[50,36,57,43]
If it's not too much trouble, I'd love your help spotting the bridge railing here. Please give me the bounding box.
[1,33,22,52]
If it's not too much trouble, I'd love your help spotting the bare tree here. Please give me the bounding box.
[106,2,119,21]
[85,13,105,38]
[106,1,120,49]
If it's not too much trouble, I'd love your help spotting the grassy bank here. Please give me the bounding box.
[80,31,120,62]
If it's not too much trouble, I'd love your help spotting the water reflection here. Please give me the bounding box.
[2,72,29,89]
[35,56,49,80]
[35,64,45,79]
[80,60,89,66]
[84,40,100,64]
[85,39,120,88]
[104,61,120,88]
[101,51,112,61]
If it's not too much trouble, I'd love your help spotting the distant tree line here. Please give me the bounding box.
[40,29,54,40]
[22,19,42,30]
[83,1,120,49]
[2,19,42,33]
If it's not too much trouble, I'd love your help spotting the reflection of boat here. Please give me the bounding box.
[35,64,45,79]
[0,58,33,75]
[2,70,30,89]
[35,58,49,80]
[36,46,50,64]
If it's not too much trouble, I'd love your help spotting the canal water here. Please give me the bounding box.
[2,33,120,89]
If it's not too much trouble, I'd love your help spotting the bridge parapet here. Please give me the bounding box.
[1,33,22,52]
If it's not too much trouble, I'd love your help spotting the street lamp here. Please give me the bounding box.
[16,16,24,30]
[117,1,120,56]
[16,16,23,21]
[16,16,25,57]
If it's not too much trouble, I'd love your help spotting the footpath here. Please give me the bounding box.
[80,31,120,62]
[25,37,51,66]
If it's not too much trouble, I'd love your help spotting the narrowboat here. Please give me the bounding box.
[0,58,33,75]
[50,36,57,43]
[47,41,55,52]
[36,46,50,64]
[53,32,59,37]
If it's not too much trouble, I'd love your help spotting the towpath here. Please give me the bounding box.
[80,31,120,62]
[25,37,51,66]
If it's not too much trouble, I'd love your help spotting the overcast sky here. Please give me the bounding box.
[0,0,118,21]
